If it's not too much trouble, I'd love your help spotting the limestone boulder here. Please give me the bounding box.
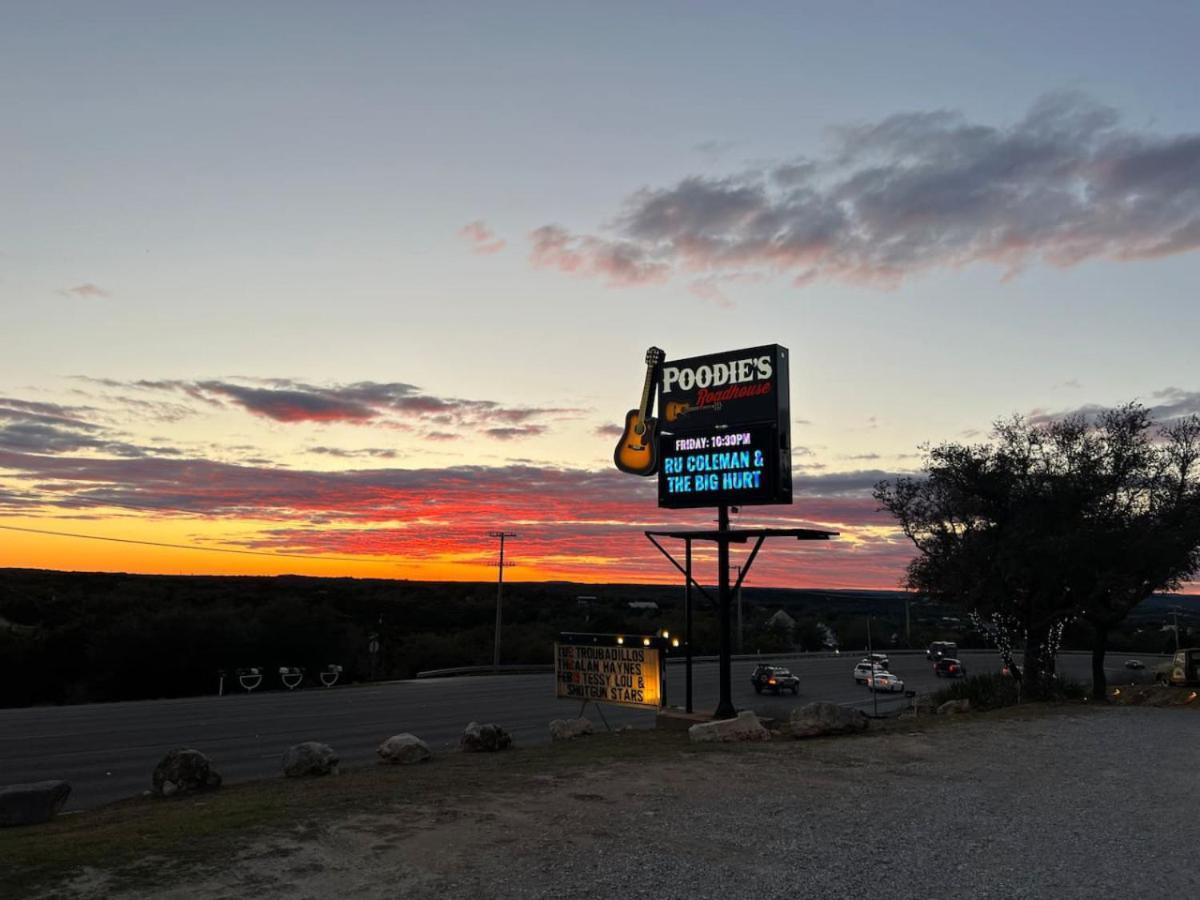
[282,741,339,777]
[461,721,512,752]
[789,702,869,738]
[0,781,71,828]
[377,733,432,765]
[937,699,972,715]
[152,748,222,797]
[688,710,771,743]
[549,717,594,741]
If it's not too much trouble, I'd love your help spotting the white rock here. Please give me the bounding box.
[937,699,972,715]
[461,722,513,752]
[377,733,433,765]
[282,741,339,777]
[789,702,869,738]
[688,710,771,743]
[0,781,72,827]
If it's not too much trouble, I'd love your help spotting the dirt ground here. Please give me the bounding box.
[16,704,1200,900]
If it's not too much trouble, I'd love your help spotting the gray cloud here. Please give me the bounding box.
[307,446,399,459]
[120,378,581,437]
[1028,388,1200,427]
[530,93,1200,290]
[0,398,150,457]
[483,425,546,440]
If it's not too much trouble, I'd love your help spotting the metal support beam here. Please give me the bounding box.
[685,540,693,714]
[715,505,735,719]
[644,523,837,721]
[645,533,717,608]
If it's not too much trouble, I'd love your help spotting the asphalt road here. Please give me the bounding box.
[0,650,1164,811]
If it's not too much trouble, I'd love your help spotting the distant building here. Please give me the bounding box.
[627,600,659,612]
[765,609,796,631]
[817,623,838,649]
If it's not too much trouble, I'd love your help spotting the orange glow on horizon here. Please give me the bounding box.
[0,512,902,588]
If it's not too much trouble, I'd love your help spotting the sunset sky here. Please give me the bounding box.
[3,2,1200,588]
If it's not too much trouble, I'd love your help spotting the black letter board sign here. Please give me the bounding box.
[656,344,793,509]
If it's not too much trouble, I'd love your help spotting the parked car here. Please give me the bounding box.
[864,671,905,693]
[927,641,958,661]
[751,664,800,695]
[1124,659,1145,670]
[866,652,890,669]
[853,661,886,684]
[1155,648,1200,687]
[934,658,966,678]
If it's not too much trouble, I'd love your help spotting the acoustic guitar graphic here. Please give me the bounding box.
[663,400,722,423]
[614,346,665,476]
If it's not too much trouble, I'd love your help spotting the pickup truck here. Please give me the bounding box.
[1155,648,1200,687]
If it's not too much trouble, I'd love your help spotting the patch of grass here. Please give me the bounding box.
[0,705,1100,897]
[0,728,696,896]
[930,672,1087,711]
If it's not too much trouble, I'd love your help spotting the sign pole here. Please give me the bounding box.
[685,538,693,714]
[715,504,736,719]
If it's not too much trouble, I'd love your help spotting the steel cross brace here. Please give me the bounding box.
[644,533,716,608]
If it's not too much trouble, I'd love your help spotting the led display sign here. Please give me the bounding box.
[657,423,790,509]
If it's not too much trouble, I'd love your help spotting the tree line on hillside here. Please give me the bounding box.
[876,404,1200,698]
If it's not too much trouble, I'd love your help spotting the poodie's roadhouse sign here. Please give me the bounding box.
[657,344,792,509]
[555,637,663,709]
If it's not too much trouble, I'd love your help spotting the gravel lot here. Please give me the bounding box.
[57,706,1200,899]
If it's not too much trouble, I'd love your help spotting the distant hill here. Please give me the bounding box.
[1,567,1196,708]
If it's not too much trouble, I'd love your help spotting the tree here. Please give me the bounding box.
[874,405,1200,697]
[1070,413,1200,697]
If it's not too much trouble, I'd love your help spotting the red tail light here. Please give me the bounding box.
[949,665,958,672]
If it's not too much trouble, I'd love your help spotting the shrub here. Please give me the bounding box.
[931,673,1020,710]
[930,672,1088,710]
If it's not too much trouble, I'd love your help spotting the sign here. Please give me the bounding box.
[654,342,792,509]
[555,641,662,709]
[658,422,790,508]
[658,344,788,428]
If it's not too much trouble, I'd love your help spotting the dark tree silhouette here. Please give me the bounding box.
[1070,412,1200,697]
[875,405,1200,697]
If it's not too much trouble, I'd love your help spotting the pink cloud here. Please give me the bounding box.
[57,283,110,300]
[459,220,507,254]
[529,225,670,287]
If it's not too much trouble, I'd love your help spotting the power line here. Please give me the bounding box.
[0,523,387,564]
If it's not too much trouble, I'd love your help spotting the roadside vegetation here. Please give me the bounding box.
[930,672,1087,711]
[876,403,1200,700]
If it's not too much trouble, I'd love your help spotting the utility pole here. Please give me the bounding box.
[905,597,911,646]
[488,531,516,668]
[1171,606,1182,652]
